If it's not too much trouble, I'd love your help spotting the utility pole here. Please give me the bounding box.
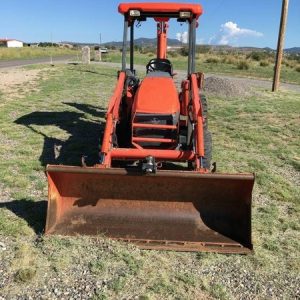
[99,33,102,62]
[272,0,289,92]
[50,32,53,65]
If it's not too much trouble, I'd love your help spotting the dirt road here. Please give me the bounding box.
[0,55,75,69]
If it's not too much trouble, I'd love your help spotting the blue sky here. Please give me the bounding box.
[1,0,299,48]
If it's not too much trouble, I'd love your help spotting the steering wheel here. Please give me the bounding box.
[146,59,172,75]
[146,59,157,72]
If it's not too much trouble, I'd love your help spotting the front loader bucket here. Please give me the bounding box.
[46,165,254,253]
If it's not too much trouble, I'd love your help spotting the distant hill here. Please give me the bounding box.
[60,41,99,47]
[103,39,299,54]
[206,45,273,53]
[103,37,183,48]
[284,47,300,54]
[48,39,300,54]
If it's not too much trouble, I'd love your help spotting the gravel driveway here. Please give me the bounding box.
[97,61,300,93]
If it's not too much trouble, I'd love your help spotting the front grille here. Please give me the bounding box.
[134,113,176,125]
[133,113,179,149]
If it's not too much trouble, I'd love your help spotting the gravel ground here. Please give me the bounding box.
[1,193,299,299]
[203,76,250,98]
[0,68,43,100]
[1,226,299,299]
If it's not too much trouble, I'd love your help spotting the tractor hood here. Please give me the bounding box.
[132,75,180,115]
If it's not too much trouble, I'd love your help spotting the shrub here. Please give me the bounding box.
[15,267,36,282]
[102,57,112,62]
[268,58,275,65]
[134,45,140,51]
[38,42,59,47]
[196,45,211,53]
[222,56,237,65]
[237,60,250,70]
[179,47,189,56]
[290,61,298,68]
[296,66,300,72]
[283,60,292,68]
[287,53,300,62]
[249,52,261,61]
[139,47,156,54]
[247,51,270,61]
[168,51,178,58]
[260,61,269,67]
[205,57,219,63]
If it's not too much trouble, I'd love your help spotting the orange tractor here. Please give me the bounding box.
[46,3,255,253]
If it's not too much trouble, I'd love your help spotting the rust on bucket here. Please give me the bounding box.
[46,165,254,254]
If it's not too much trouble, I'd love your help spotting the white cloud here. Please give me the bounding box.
[176,31,188,44]
[210,21,263,45]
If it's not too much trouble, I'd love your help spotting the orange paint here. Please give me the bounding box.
[118,3,203,19]
[107,71,126,117]
[132,76,179,114]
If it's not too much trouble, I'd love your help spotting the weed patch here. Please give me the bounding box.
[15,267,36,282]
[108,275,126,293]
[237,60,250,70]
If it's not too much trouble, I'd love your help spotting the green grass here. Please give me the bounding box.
[0,47,79,61]
[210,90,300,203]
[0,64,299,299]
[103,50,300,84]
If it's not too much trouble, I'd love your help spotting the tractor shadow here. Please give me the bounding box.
[0,199,47,235]
[15,102,106,167]
[3,102,106,234]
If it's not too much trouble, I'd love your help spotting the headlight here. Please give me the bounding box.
[179,11,191,18]
[129,10,141,17]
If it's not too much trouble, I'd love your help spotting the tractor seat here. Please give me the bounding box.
[146,58,173,76]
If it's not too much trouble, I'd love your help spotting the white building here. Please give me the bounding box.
[0,39,23,48]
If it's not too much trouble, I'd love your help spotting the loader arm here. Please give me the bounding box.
[190,73,205,168]
[100,71,126,166]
